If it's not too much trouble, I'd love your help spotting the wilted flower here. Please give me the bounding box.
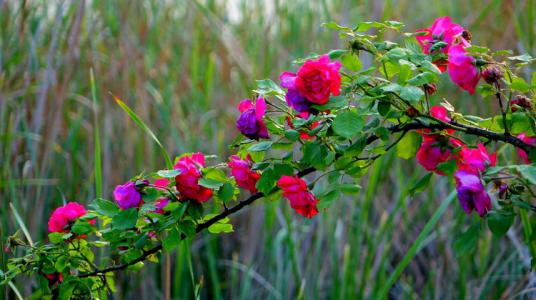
[510,95,533,112]
[481,64,503,84]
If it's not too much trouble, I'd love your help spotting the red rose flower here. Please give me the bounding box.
[174,152,213,203]
[277,176,318,218]
[228,155,260,193]
[295,55,341,105]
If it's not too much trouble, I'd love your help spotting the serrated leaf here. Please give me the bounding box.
[248,141,273,152]
[111,208,138,230]
[406,72,436,86]
[332,110,364,138]
[399,86,424,103]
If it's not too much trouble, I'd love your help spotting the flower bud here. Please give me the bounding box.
[510,95,533,112]
[423,83,437,95]
[406,107,419,118]
[481,65,504,84]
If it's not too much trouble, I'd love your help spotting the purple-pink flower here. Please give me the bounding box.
[447,44,480,95]
[277,176,319,218]
[174,152,213,203]
[454,170,491,217]
[236,98,269,140]
[113,181,142,210]
[457,143,496,172]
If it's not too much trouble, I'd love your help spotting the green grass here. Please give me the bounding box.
[1,0,535,299]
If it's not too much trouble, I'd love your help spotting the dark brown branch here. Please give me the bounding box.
[77,117,535,278]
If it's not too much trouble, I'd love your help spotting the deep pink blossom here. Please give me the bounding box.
[152,198,169,214]
[277,176,318,218]
[457,143,496,172]
[113,181,142,210]
[294,55,341,105]
[228,155,260,193]
[447,44,480,95]
[280,72,313,112]
[154,178,170,188]
[416,16,465,72]
[454,170,491,217]
[416,141,452,173]
[517,133,536,164]
[174,152,213,203]
[48,202,89,233]
[236,98,269,140]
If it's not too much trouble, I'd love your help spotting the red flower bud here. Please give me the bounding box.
[481,65,504,84]
[510,95,533,112]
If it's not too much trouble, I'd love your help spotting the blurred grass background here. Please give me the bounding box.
[1,0,535,299]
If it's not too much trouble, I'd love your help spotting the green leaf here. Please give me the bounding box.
[515,165,536,184]
[248,141,273,152]
[48,232,65,244]
[436,159,457,177]
[90,198,120,217]
[71,220,94,235]
[198,178,223,189]
[284,129,301,141]
[317,190,340,209]
[454,223,480,258]
[487,211,514,236]
[217,182,236,202]
[406,72,436,86]
[341,54,362,72]
[328,49,347,59]
[208,223,234,234]
[399,86,424,104]
[113,95,172,169]
[332,110,364,138]
[409,173,433,196]
[396,131,421,159]
[163,228,181,252]
[111,208,138,230]
[302,141,333,170]
[157,169,182,178]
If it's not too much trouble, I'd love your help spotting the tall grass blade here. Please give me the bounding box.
[9,203,33,247]
[378,191,456,299]
[111,94,173,169]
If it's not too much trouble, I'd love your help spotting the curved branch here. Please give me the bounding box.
[77,117,534,278]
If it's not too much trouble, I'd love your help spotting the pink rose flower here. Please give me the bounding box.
[113,181,143,210]
[236,98,269,140]
[416,16,465,72]
[454,169,491,217]
[416,140,453,173]
[48,202,90,233]
[174,152,213,203]
[517,133,536,164]
[152,198,169,214]
[276,176,318,218]
[447,44,480,95]
[457,143,496,172]
[294,55,341,105]
[228,155,260,193]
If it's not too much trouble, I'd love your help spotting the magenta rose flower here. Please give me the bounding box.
[447,44,480,95]
[228,155,260,193]
[277,176,318,218]
[48,202,90,233]
[454,170,492,217]
[113,181,143,210]
[294,54,341,105]
[416,16,466,72]
[457,143,496,172]
[174,152,213,203]
[236,98,269,140]
[416,140,452,174]
[517,133,536,164]
[152,198,169,214]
